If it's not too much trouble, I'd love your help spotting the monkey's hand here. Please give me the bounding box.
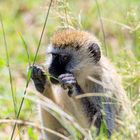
[29,65,46,93]
[58,73,77,97]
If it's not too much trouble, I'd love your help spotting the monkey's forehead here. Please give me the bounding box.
[51,29,99,49]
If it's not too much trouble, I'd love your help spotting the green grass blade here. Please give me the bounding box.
[18,32,31,66]
[0,15,17,117]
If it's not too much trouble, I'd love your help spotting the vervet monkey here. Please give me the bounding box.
[30,29,132,140]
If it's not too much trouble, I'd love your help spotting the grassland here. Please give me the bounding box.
[0,0,140,139]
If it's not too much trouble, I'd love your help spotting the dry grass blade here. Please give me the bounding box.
[25,93,87,139]
[25,92,87,137]
[0,119,70,140]
[88,76,115,91]
[87,76,104,87]
[102,18,132,30]
[75,93,121,103]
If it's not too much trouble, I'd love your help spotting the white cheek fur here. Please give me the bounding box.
[46,44,53,54]
[46,55,52,67]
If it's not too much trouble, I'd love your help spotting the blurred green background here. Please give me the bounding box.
[0,0,140,139]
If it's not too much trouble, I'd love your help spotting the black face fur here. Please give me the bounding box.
[48,53,71,84]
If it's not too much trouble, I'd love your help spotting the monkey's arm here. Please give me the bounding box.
[30,65,67,140]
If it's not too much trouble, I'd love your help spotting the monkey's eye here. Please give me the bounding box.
[61,55,69,63]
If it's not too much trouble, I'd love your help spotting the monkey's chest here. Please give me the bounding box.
[51,85,90,128]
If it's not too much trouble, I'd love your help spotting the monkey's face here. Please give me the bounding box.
[46,43,101,85]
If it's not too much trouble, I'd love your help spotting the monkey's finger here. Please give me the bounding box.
[66,81,77,88]
[31,67,39,79]
[59,76,76,83]
[61,77,76,81]
[58,73,73,79]
[61,82,75,91]
[61,80,76,85]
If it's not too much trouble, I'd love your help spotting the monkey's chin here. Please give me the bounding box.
[50,77,59,85]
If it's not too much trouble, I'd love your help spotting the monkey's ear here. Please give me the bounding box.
[88,43,101,63]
